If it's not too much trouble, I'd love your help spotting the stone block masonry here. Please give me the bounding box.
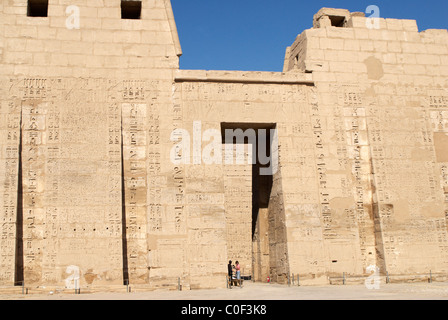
[0,2,447,289]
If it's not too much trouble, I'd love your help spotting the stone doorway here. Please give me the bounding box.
[221,123,280,282]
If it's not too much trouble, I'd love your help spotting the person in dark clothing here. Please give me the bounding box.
[227,260,233,288]
[228,260,233,277]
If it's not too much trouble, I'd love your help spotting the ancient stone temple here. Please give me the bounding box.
[0,1,448,290]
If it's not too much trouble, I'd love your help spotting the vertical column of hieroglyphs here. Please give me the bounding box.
[429,93,448,199]
[309,85,343,277]
[278,84,326,283]
[341,88,376,270]
[145,79,167,283]
[21,79,47,284]
[223,144,252,278]
[41,79,59,284]
[147,80,187,286]
[106,81,124,284]
[145,80,188,287]
[0,79,21,285]
[366,91,388,272]
[146,79,174,285]
[122,80,148,283]
[310,87,332,240]
[427,90,448,267]
[170,82,186,237]
[146,80,162,237]
[165,81,188,284]
[311,83,375,276]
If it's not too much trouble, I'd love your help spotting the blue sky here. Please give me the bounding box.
[171,0,448,72]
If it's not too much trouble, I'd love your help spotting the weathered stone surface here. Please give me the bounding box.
[0,2,447,289]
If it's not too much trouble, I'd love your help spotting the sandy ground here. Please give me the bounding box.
[2,282,448,300]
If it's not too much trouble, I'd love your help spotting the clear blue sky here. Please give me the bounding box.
[171,0,448,72]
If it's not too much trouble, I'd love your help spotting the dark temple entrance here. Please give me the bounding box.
[221,123,276,282]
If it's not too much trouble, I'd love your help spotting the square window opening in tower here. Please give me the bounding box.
[329,15,346,27]
[121,0,142,20]
[27,0,48,17]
